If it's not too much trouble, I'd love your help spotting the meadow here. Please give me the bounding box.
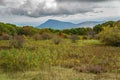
[0,38,120,80]
[0,20,120,80]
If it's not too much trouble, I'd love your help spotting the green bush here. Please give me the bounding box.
[0,48,54,71]
[98,27,120,46]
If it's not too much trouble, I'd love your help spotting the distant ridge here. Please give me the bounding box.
[38,19,103,29]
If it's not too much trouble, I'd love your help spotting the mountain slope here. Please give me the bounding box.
[38,19,102,29]
[77,21,102,28]
[38,19,77,29]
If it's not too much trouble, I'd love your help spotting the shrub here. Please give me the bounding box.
[33,34,41,41]
[73,66,87,72]
[87,65,102,74]
[9,35,25,48]
[74,65,103,74]
[40,32,52,40]
[82,36,88,40]
[70,35,79,43]
[33,33,52,40]
[62,33,69,38]
[98,27,120,46]
[52,36,62,45]
[87,31,96,39]
[0,34,12,40]
[0,48,53,71]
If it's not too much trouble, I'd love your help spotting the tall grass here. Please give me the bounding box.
[0,47,55,71]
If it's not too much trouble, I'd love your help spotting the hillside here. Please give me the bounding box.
[38,19,102,29]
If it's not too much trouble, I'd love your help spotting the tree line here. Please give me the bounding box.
[1,20,120,36]
[1,20,120,46]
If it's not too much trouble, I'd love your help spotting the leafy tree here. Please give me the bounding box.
[98,27,120,46]
[115,20,120,27]
[93,21,115,34]
[0,22,17,35]
[21,26,39,36]
[62,28,93,35]
[93,24,102,34]
[39,28,52,34]
[5,23,17,35]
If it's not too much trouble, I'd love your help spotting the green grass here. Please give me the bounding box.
[0,75,9,80]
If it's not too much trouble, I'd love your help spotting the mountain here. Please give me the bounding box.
[38,19,103,29]
[77,21,102,28]
[38,19,76,29]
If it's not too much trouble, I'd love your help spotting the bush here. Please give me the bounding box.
[98,27,120,46]
[33,33,52,40]
[52,36,62,45]
[62,33,69,38]
[40,32,52,40]
[0,34,12,40]
[9,35,25,48]
[82,36,88,40]
[0,48,52,71]
[33,34,41,41]
[70,35,79,43]
[87,65,102,74]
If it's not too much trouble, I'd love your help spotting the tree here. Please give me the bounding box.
[93,21,115,34]
[93,24,103,34]
[21,26,39,36]
[98,27,120,46]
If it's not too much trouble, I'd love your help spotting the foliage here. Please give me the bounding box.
[40,32,52,40]
[93,21,115,33]
[0,48,53,71]
[33,34,41,41]
[52,36,62,45]
[19,26,39,36]
[0,34,12,40]
[98,27,120,46]
[70,35,79,43]
[0,39,119,74]
[0,20,120,38]
[9,35,25,48]
[0,22,17,35]
[0,20,120,76]
[62,28,93,35]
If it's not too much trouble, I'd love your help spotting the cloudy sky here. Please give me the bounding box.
[0,0,120,26]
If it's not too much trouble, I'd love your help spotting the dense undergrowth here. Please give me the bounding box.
[0,39,119,73]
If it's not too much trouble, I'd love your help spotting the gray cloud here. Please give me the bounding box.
[0,0,97,17]
[0,0,5,6]
[10,1,95,17]
[0,0,119,17]
[57,0,118,2]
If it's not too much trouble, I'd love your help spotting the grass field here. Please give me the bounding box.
[0,67,120,80]
[0,39,120,80]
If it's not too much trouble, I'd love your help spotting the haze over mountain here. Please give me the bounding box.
[38,19,103,29]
